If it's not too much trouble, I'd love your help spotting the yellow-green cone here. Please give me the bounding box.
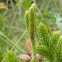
[25,10,29,31]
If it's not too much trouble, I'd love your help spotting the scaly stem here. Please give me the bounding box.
[29,7,37,62]
[25,3,39,62]
[29,4,39,62]
[31,37,37,62]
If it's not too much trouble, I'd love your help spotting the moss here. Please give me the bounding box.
[25,3,39,62]
[25,10,29,31]
[37,22,62,62]
[5,51,20,62]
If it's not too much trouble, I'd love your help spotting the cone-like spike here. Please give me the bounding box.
[25,3,39,62]
[29,7,35,38]
[31,3,36,33]
[29,4,39,62]
[25,10,29,31]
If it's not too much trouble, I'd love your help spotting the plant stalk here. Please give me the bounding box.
[29,4,39,62]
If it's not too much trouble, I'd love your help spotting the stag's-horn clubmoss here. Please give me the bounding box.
[25,3,39,62]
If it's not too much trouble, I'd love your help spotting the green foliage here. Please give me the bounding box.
[0,14,4,30]
[38,23,51,47]
[37,11,57,30]
[55,36,62,62]
[5,51,20,62]
[42,11,56,20]
[0,52,3,62]
[37,23,62,62]
[25,0,31,10]
[50,31,60,47]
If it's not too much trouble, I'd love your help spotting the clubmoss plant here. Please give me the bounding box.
[25,3,39,62]
[36,22,62,62]
[4,51,20,62]
[25,10,29,31]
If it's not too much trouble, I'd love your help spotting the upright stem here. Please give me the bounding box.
[25,3,39,62]
[29,4,39,62]
[29,7,37,62]
[31,37,37,62]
